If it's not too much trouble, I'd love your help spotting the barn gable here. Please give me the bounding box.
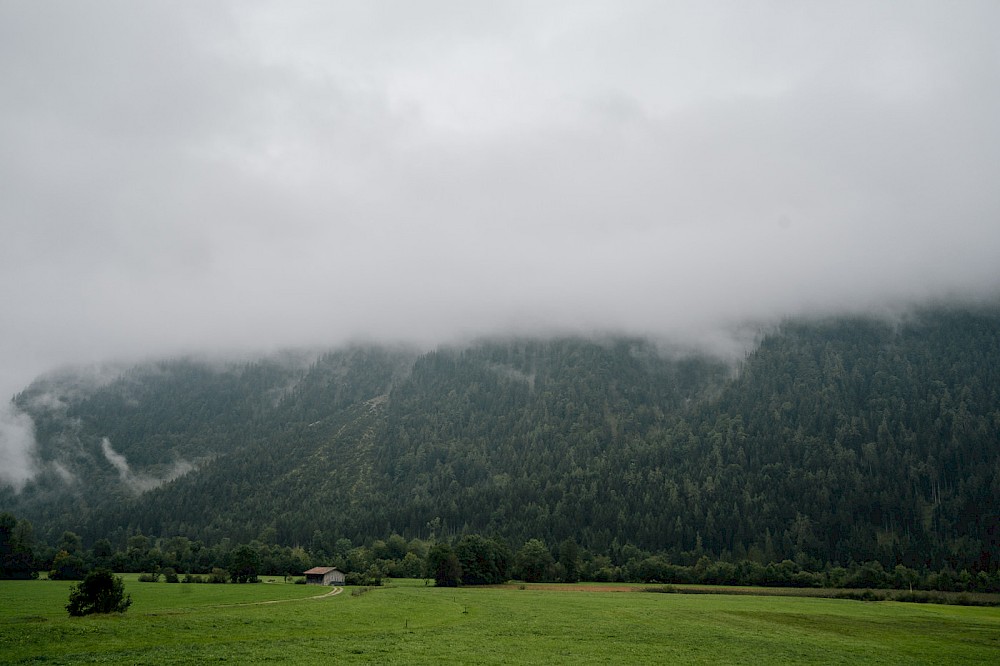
[303,566,345,585]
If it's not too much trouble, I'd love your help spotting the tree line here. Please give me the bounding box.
[5,513,999,593]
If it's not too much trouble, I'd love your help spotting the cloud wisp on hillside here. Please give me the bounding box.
[101,437,193,494]
[1,0,999,403]
[0,401,36,490]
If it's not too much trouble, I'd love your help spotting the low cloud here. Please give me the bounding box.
[51,460,76,485]
[100,437,193,494]
[0,402,37,491]
[0,2,998,399]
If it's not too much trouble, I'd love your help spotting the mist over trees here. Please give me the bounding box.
[1,305,999,583]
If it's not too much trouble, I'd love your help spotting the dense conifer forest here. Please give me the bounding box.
[2,305,999,583]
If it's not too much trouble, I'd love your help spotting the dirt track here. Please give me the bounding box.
[202,585,343,609]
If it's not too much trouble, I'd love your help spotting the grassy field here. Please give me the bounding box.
[2,578,998,664]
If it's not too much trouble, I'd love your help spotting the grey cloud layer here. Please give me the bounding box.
[1,0,999,401]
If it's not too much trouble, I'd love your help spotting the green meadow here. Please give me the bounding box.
[2,578,998,664]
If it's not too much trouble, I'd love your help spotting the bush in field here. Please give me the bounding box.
[208,567,229,583]
[137,572,161,582]
[183,573,204,583]
[833,589,883,602]
[345,565,383,587]
[66,569,132,616]
[161,567,179,583]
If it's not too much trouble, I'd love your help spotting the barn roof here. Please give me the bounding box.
[303,566,341,575]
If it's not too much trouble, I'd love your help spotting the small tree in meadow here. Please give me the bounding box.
[66,569,132,616]
[208,567,230,583]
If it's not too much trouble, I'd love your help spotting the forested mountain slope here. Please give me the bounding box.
[3,306,998,572]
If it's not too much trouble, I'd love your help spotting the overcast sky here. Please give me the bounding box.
[2,0,1000,400]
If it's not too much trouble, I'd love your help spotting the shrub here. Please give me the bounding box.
[832,589,883,602]
[66,569,132,616]
[342,565,383,587]
[182,573,204,584]
[344,571,370,586]
[161,567,179,583]
[208,568,229,584]
[592,567,613,583]
[137,572,161,583]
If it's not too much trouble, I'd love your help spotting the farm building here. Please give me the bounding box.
[303,566,345,585]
